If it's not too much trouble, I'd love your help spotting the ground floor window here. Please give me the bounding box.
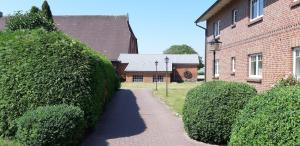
[231,57,236,73]
[214,59,220,77]
[153,75,164,82]
[249,54,262,78]
[293,48,300,78]
[133,75,143,82]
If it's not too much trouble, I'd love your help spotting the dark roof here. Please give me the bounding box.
[0,15,137,61]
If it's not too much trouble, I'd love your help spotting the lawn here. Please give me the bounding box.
[122,82,202,115]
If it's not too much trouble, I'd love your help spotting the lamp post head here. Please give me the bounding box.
[155,61,158,66]
[165,56,169,64]
[208,38,222,51]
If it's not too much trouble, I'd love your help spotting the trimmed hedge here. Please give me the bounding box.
[16,105,84,146]
[0,29,119,137]
[229,87,300,146]
[183,81,257,144]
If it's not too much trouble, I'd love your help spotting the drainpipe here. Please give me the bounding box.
[195,22,207,82]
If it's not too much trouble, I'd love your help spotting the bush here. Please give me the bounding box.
[274,74,300,88]
[0,29,119,137]
[229,87,300,146]
[5,11,56,31]
[183,81,257,144]
[16,105,84,146]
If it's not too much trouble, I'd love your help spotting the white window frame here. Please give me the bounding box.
[250,0,264,21]
[153,75,164,82]
[232,9,238,24]
[249,54,262,79]
[215,59,220,77]
[293,48,300,79]
[214,20,221,37]
[231,57,236,73]
[133,75,143,82]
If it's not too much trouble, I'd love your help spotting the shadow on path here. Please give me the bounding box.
[81,89,146,146]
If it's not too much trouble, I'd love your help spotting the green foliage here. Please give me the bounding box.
[229,87,300,146]
[163,44,204,69]
[0,29,119,137]
[6,11,56,31]
[183,81,257,145]
[164,44,198,54]
[274,74,300,88]
[41,0,53,22]
[29,6,41,14]
[16,105,85,146]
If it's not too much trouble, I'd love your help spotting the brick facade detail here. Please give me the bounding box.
[205,0,300,91]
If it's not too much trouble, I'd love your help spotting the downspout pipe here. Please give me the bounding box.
[195,22,207,82]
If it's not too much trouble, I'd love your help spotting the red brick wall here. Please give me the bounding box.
[126,72,171,83]
[205,0,300,91]
[173,64,198,82]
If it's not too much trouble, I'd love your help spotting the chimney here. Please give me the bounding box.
[0,11,3,17]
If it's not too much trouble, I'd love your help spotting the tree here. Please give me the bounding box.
[30,6,41,14]
[164,44,204,69]
[42,0,53,22]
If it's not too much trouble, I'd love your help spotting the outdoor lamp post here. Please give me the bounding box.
[155,60,158,91]
[165,56,169,97]
[208,38,222,79]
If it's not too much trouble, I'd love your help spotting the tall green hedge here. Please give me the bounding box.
[229,87,300,146]
[16,105,85,146]
[183,81,257,145]
[0,29,119,137]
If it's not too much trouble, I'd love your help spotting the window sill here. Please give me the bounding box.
[213,76,219,80]
[248,17,263,26]
[290,1,300,8]
[247,78,262,83]
[214,35,221,40]
[231,24,236,29]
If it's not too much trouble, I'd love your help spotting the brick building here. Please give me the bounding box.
[0,15,138,72]
[196,0,300,91]
[118,54,199,83]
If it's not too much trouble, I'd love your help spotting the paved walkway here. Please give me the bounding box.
[81,89,213,146]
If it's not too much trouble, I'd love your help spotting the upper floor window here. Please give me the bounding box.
[232,9,238,24]
[213,20,221,37]
[249,54,262,78]
[250,0,264,20]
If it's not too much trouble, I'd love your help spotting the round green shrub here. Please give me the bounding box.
[16,105,85,146]
[0,29,119,137]
[229,87,300,146]
[183,81,257,144]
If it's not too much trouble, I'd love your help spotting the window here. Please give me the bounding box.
[249,54,262,78]
[153,75,164,82]
[133,75,143,82]
[231,57,236,73]
[213,20,221,37]
[250,0,264,20]
[293,48,300,78]
[232,9,238,24]
[215,59,220,77]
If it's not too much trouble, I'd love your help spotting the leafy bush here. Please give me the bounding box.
[229,87,300,146]
[5,11,56,31]
[183,81,257,144]
[274,74,300,88]
[0,29,119,137]
[16,105,84,146]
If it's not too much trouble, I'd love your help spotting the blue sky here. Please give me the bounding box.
[0,0,216,57]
